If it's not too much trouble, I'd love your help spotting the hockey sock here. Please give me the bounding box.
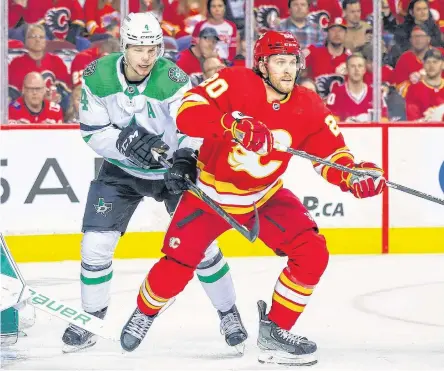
[268,268,315,330]
[137,257,194,316]
[137,276,169,316]
[80,261,113,313]
[196,244,235,313]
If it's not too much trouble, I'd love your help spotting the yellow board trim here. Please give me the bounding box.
[4,227,444,262]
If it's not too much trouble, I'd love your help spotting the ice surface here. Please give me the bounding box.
[2,255,444,370]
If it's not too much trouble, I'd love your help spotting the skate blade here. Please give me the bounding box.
[258,350,317,366]
[234,342,245,356]
[62,337,97,354]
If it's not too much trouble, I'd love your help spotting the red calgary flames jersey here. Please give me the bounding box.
[405,79,444,120]
[304,45,351,80]
[393,48,444,92]
[176,67,353,213]
[84,0,119,34]
[8,97,63,124]
[24,0,85,40]
[327,82,381,122]
[71,47,100,86]
[8,53,71,98]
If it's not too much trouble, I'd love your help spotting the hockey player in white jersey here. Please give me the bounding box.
[61,12,247,353]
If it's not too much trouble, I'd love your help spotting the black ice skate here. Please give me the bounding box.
[62,307,107,353]
[120,308,157,352]
[256,300,317,366]
[218,304,248,355]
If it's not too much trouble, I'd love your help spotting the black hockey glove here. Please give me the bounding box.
[116,124,169,169]
[164,148,198,195]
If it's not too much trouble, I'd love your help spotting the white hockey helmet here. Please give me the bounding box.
[120,12,164,59]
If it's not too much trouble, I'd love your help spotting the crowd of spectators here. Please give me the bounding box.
[5,0,444,124]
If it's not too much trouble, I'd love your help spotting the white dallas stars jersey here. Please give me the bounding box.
[79,52,196,180]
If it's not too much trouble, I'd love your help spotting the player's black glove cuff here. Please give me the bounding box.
[164,148,198,195]
[116,124,169,169]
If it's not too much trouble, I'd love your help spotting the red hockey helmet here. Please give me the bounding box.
[253,31,305,69]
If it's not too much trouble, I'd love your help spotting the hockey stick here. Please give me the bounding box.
[0,234,118,342]
[151,150,260,242]
[25,285,118,341]
[274,143,444,206]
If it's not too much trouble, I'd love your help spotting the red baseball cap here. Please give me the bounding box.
[327,17,348,30]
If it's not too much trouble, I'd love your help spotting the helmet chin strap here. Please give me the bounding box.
[263,65,301,97]
[264,76,289,96]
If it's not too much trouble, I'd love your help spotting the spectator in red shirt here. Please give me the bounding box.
[8,72,63,124]
[405,48,444,121]
[193,0,238,61]
[84,0,120,35]
[304,17,351,97]
[176,27,219,76]
[162,0,207,37]
[8,0,26,29]
[23,0,86,44]
[393,24,444,94]
[8,24,71,102]
[326,53,383,122]
[391,0,444,62]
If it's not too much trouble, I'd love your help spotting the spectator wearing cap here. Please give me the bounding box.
[176,27,219,77]
[342,0,371,52]
[303,17,351,96]
[192,0,238,61]
[405,48,444,121]
[277,0,325,49]
[392,24,444,94]
[392,0,443,62]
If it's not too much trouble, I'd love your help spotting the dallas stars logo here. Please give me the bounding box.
[94,198,112,216]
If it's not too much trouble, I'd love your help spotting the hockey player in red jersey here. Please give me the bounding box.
[120,31,386,365]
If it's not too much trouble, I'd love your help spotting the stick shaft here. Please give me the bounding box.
[154,154,259,242]
[274,144,444,206]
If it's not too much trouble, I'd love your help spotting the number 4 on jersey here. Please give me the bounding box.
[81,89,88,111]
